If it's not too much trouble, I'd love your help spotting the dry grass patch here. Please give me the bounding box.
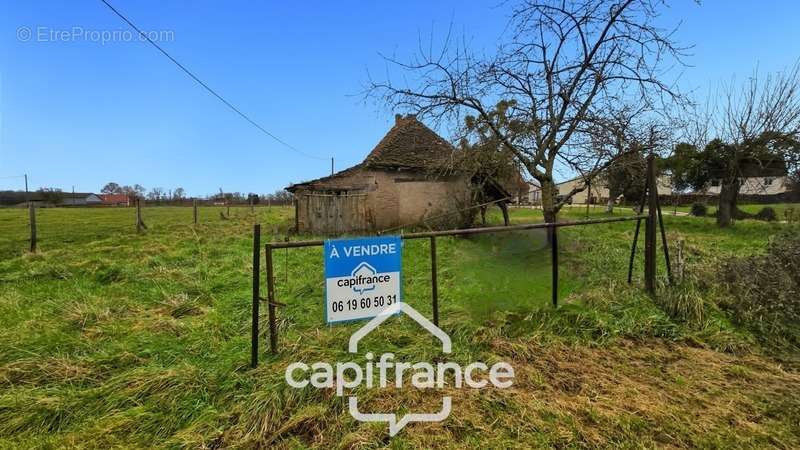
[232,339,800,449]
[0,356,95,387]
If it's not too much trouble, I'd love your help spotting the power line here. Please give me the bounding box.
[98,0,328,161]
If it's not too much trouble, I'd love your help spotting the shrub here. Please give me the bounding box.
[754,206,777,222]
[718,232,800,347]
[734,208,754,220]
[689,202,707,217]
[655,279,705,324]
[709,208,755,220]
[785,207,796,224]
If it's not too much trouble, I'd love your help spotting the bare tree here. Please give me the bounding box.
[266,189,294,206]
[133,184,146,199]
[147,187,165,202]
[588,105,671,212]
[366,0,688,222]
[709,64,800,226]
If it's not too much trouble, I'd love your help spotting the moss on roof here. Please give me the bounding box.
[287,115,456,191]
[362,115,456,169]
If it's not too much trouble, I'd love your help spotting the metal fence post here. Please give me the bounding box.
[193,198,198,225]
[627,167,651,284]
[430,236,439,326]
[251,224,261,368]
[550,225,558,307]
[29,202,37,252]
[656,195,673,285]
[627,219,642,284]
[266,244,278,353]
[644,155,657,295]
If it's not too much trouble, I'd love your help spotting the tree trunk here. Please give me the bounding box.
[717,178,741,227]
[541,180,558,224]
[500,203,510,226]
[606,197,615,213]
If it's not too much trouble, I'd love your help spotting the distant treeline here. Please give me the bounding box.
[0,186,295,207]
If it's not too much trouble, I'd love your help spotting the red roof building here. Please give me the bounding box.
[100,194,131,206]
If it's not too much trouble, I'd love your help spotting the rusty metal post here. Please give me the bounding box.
[644,155,657,295]
[627,220,642,284]
[29,202,37,252]
[193,198,198,225]
[251,224,261,367]
[550,225,558,307]
[655,193,673,285]
[627,158,652,284]
[430,236,439,326]
[266,243,278,353]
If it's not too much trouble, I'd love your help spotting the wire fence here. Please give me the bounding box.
[0,204,295,259]
[251,211,659,365]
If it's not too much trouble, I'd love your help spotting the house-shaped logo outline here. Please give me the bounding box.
[350,261,378,295]
[347,303,452,436]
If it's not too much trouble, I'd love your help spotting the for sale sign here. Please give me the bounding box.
[324,235,402,324]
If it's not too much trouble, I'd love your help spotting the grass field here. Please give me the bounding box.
[1,205,799,448]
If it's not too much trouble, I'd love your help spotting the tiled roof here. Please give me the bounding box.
[362,115,456,169]
[100,194,130,203]
[287,115,456,191]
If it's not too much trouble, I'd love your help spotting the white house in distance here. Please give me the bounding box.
[698,157,792,197]
[524,180,541,204]
[526,175,672,205]
[61,193,103,206]
[704,175,791,196]
[557,175,672,204]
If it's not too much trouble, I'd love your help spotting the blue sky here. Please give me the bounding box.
[2,1,799,196]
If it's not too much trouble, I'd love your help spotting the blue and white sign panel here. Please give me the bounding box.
[324,235,402,324]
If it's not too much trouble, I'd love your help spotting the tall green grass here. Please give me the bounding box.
[0,205,797,448]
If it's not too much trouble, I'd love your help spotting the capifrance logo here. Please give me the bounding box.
[285,302,515,436]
